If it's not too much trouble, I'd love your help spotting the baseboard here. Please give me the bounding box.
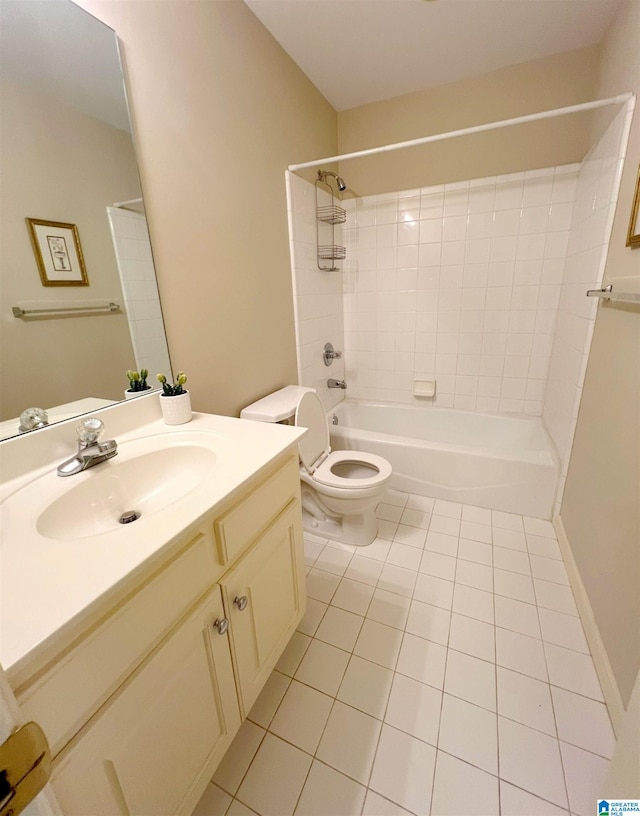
[553,514,625,736]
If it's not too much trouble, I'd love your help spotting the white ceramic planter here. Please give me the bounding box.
[124,387,152,400]
[159,391,192,425]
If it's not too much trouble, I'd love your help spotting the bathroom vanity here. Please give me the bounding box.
[0,396,306,815]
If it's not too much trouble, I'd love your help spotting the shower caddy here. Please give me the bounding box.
[315,171,346,271]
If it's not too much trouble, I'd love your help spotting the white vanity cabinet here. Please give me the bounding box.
[12,449,305,816]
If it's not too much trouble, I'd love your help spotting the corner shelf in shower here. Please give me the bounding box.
[316,204,346,225]
[316,176,346,271]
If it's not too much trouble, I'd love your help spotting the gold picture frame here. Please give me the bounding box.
[626,165,640,248]
[26,218,89,286]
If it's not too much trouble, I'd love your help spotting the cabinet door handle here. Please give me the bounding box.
[213,618,229,635]
[233,595,248,612]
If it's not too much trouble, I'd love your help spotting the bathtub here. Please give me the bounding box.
[329,401,559,519]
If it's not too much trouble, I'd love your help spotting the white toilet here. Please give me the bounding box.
[241,386,392,546]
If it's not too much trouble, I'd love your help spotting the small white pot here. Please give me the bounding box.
[124,387,152,400]
[159,390,192,425]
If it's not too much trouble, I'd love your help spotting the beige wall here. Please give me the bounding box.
[561,0,640,709]
[0,78,138,420]
[75,0,337,418]
[337,47,601,196]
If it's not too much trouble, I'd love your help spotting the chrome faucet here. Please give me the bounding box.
[327,378,347,389]
[57,417,118,477]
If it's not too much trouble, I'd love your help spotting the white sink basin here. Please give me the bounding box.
[37,444,217,540]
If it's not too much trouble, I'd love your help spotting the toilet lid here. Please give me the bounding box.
[295,391,330,471]
[313,450,393,489]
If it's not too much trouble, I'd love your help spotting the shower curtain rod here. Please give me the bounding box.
[288,93,633,171]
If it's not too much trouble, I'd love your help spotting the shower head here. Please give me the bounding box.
[318,170,347,192]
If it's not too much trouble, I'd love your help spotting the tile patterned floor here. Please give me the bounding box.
[194,492,615,816]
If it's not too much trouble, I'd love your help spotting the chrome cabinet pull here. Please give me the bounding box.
[233,595,248,612]
[213,618,229,635]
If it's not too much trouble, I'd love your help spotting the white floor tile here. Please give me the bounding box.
[369,724,436,816]
[393,524,428,549]
[354,619,404,669]
[377,503,404,522]
[294,760,367,816]
[227,800,258,816]
[460,520,492,543]
[367,588,411,630]
[384,672,442,745]
[276,632,311,677]
[538,607,589,653]
[331,577,376,616]
[361,537,392,562]
[526,534,562,560]
[268,680,333,754]
[425,531,459,557]
[550,686,615,758]
[498,717,568,808]
[396,632,447,689]
[494,596,540,638]
[492,546,531,575]
[405,494,435,513]
[433,499,463,519]
[497,667,556,735]
[495,627,547,681]
[499,781,569,815]
[377,563,417,598]
[492,510,524,532]
[492,527,527,551]
[419,550,457,581]
[314,605,364,652]
[399,507,431,529]
[387,541,423,570]
[457,537,493,565]
[316,701,382,785]
[544,642,603,700]
[236,734,312,816]
[345,556,385,586]
[294,639,350,696]
[560,740,610,816]
[405,599,451,646]
[213,720,265,795]
[431,751,499,816]
[248,670,290,728]
[438,694,498,774]
[429,514,461,537]
[192,783,232,816]
[303,538,325,567]
[297,598,327,636]
[306,568,340,603]
[534,579,578,615]
[448,613,495,662]
[530,554,569,585]
[314,546,353,577]
[494,569,536,603]
[523,517,556,538]
[377,519,399,540]
[382,490,410,508]
[413,573,454,610]
[455,559,493,591]
[337,654,394,719]
[452,584,494,623]
[445,649,496,711]
[362,790,415,816]
[462,505,493,525]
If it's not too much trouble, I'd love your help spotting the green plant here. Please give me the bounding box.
[126,368,149,391]
[157,371,187,396]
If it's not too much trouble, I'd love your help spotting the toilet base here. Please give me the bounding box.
[301,505,378,547]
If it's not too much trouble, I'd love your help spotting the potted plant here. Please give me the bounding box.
[125,368,151,399]
[156,371,191,424]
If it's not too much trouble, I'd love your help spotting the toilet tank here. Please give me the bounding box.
[240,386,316,424]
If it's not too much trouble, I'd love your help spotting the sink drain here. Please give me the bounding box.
[119,510,141,524]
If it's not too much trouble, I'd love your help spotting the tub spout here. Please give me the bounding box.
[327,378,347,389]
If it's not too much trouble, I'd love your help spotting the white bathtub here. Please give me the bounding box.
[329,401,559,519]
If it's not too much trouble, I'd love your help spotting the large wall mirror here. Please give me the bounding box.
[0,0,171,441]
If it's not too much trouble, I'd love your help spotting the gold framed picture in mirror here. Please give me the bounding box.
[626,165,640,248]
[26,218,89,286]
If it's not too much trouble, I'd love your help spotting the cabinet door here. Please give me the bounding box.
[221,502,305,715]
[51,588,241,816]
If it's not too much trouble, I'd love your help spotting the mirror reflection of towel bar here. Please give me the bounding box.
[586,286,640,305]
[12,302,121,319]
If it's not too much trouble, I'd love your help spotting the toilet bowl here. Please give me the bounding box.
[240,386,392,546]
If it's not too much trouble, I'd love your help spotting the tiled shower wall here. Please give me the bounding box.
[340,166,578,415]
[106,207,171,382]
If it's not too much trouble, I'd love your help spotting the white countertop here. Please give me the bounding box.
[0,409,304,675]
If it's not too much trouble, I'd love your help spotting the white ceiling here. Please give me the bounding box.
[244,0,622,111]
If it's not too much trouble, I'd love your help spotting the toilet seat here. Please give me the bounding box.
[294,391,391,490]
[312,450,392,489]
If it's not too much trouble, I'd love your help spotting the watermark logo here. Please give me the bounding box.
[598,800,640,815]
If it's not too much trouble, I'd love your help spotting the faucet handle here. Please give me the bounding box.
[77,416,104,446]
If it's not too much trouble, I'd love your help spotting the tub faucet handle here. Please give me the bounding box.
[323,342,342,366]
